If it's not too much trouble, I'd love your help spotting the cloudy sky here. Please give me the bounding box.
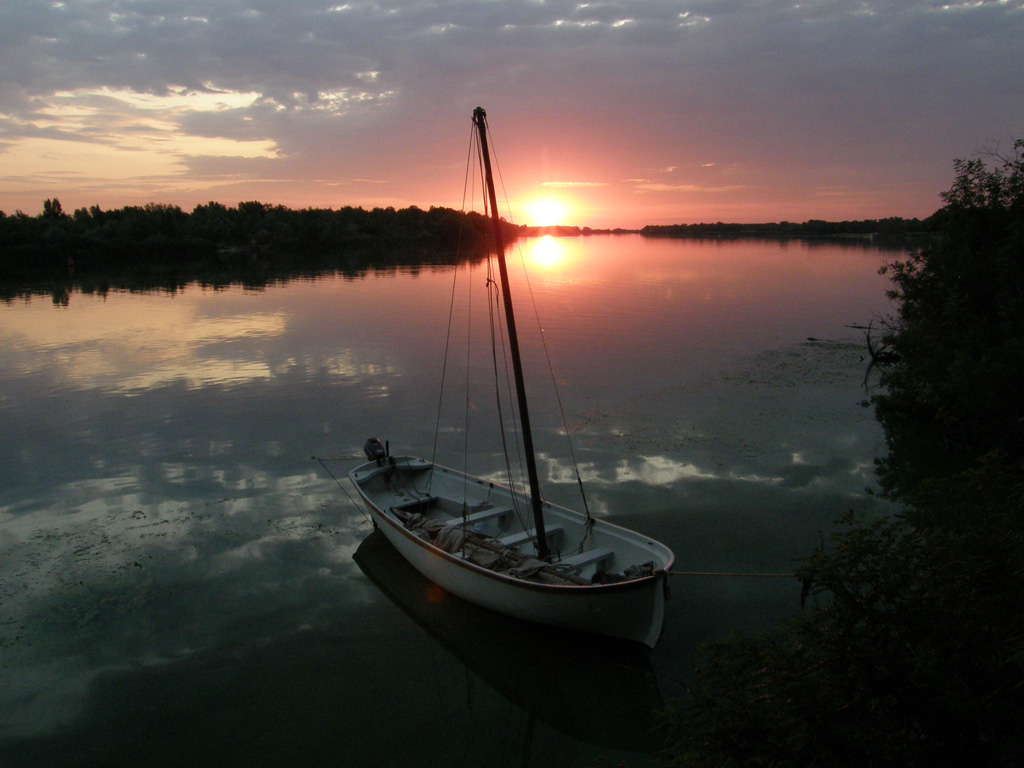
[1,1,1022,228]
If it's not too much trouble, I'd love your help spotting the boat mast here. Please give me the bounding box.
[473,106,551,562]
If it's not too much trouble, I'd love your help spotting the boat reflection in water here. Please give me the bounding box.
[353,530,665,754]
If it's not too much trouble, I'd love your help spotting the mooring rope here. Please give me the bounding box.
[314,456,372,526]
[662,569,795,579]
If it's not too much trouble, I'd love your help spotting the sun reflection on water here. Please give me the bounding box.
[522,235,567,270]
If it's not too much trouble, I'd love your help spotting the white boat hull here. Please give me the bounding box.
[349,456,674,647]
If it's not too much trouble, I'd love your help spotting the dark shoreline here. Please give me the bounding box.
[2,199,932,300]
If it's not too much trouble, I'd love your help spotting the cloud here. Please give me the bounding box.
[631,182,747,194]
[0,1,1022,224]
[540,181,608,188]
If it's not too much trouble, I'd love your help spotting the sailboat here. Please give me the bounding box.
[348,107,675,648]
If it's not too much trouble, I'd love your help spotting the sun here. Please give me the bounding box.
[523,197,569,227]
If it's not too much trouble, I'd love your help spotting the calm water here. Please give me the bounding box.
[0,235,897,766]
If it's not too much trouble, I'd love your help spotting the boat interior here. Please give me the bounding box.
[351,452,664,586]
[390,493,618,584]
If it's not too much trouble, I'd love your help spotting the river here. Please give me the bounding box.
[0,234,898,766]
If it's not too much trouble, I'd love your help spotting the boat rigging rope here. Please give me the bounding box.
[486,261,530,531]
[476,131,531,534]
[430,120,479,495]
[436,111,597,544]
[480,117,595,532]
[432,121,532,535]
[512,244,595,529]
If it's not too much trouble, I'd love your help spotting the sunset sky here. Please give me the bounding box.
[1,1,1022,228]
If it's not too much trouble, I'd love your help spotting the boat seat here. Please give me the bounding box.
[558,547,613,570]
[392,496,438,512]
[444,506,512,528]
[498,526,563,548]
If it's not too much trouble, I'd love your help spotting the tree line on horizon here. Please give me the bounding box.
[640,216,930,240]
[1,196,931,272]
[0,200,510,284]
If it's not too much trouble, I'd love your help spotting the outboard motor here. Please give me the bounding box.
[363,437,387,463]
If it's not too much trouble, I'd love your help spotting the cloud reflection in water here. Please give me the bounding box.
[0,243,900,764]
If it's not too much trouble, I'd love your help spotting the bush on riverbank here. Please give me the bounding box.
[876,142,1024,454]
[660,141,1024,767]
